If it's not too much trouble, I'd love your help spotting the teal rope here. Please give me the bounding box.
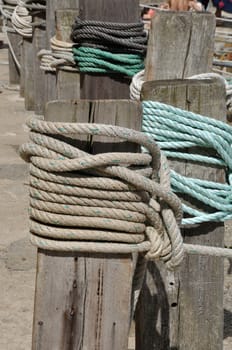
[73,46,144,77]
[142,101,232,225]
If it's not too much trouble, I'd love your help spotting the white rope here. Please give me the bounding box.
[38,36,78,72]
[11,0,32,37]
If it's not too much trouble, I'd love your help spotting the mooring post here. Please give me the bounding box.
[79,0,140,99]
[45,0,79,104]
[144,11,215,80]
[55,9,80,100]
[6,20,21,85]
[31,1,142,349]
[22,28,34,110]
[135,11,225,350]
[32,100,142,350]
[32,9,46,115]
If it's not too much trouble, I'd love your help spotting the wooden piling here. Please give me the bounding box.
[45,0,79,104]
[23,36,34,110]
[144,11,215,81]
[32,100,142,350]
[135,11,225,349]
[56,9,80,100]
[6,22,21,85]
[79,0,140,99]
[31,1,142,349]
[32,10,46,115]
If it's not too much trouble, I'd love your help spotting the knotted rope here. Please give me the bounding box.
[70,17,146,77]
[20,117,184,270]
[142,101,232,226]
[38,36,78,72]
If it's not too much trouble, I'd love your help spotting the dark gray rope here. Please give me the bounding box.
[71,17,147,55]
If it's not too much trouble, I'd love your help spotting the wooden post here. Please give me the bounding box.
[79,0,140,99]
[45,0,79,104]
[135,11,225,347]
[32,11,46,115]
[6,22,21,85]
[31,1,143,349]
[144,11,215,81]
[23,37,35,110]
[32,100,142,350]
[56,9,80,100]
[136,78,225,350]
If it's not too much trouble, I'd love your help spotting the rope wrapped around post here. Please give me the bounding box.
[19,117,184,270]
[70,17,146,77]
[38,37,78,72]
[11,0,46,38]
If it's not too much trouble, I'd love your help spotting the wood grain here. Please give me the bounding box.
[145,12,215,81]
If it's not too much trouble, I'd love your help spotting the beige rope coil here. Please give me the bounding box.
[38,36,78,72]
[20,117,184,269]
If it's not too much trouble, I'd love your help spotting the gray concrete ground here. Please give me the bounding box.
[0,32,36,350]
[0,31,231,350]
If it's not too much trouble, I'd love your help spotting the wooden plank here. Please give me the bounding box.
[145,11,216,81]
[79,0,140,99]
[32,99,142,350]
[33,11,47,115]
[56,9,80,100]
[136,78,226,350]
[45,0,79,104]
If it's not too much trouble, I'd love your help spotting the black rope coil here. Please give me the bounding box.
[71,17,147,55]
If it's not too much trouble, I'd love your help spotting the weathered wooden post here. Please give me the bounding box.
[7,22,21,85]
[19,2,46,110]
[55,9,80,100]
[45,0,79,103]
[31,1,143,349]
[135,11,225,350]
[32,8,46,115]
[22,36,34,109]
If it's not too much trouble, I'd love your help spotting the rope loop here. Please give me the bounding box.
[20,117,184,269]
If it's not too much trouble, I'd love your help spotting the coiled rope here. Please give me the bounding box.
[20,117,185,270]
[72,47,144,77]
[71,18,147,55]
[20,117,232,261]
[142,101,232,226]
[0,0,17,20]
[0,0,21,69]
[11,0,46,38]
[70,17,146,77]
[38,36,78,72]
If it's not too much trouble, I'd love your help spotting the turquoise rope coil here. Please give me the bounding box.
[142,101,232,225]
[72,46,144,77]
